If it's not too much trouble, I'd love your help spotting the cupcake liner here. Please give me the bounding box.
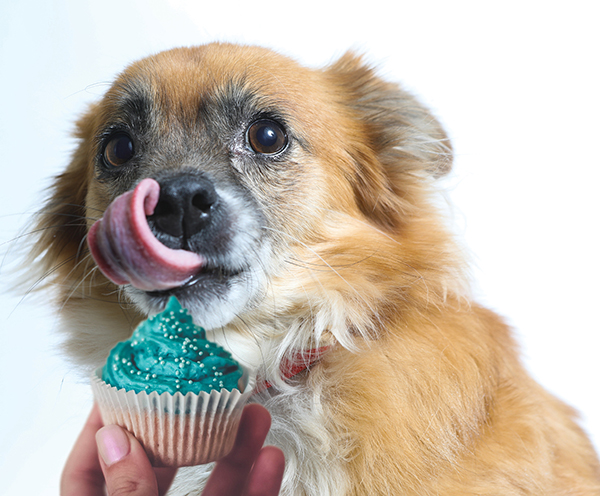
[91,368,253,466]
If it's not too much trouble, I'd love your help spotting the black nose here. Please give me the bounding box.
[151,174,218,239]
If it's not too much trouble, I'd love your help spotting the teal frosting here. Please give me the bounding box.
[102,296,243,394]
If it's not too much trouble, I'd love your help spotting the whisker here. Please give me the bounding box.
[34,202,105,214]
[260,200,405,248]
[7,255,78,318]
[286,253,378,271]
[4,221,84,253]
[60,263,101,313]
[65,80,113,100]
[259,201,430,291]
[262,226,381,322]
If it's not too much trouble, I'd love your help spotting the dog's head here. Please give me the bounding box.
[31,43,460,369]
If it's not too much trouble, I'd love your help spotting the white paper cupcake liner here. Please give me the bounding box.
[91,368,252,466]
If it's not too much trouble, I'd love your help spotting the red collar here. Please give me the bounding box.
[256,346,331,392]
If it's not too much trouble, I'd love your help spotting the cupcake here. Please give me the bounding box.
[91,296,252,466]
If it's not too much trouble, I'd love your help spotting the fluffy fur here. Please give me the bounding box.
[28,43,600,494]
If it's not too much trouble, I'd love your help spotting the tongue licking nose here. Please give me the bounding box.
[87,178,205,291]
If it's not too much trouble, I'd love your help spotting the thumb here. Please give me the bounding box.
[96,424,159,496]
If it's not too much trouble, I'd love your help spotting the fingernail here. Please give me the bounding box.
[96,425,130,466]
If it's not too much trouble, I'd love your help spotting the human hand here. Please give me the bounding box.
[61,403,285,496]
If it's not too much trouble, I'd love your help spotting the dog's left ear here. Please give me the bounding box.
[326,52,452,177]
[324,53,452,227]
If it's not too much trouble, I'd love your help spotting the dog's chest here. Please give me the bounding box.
[168,388,349,496]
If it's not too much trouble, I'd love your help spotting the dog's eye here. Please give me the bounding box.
[246,120,288,155]
[103,134,135,167]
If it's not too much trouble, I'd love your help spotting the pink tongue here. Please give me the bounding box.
[88,178,205,291]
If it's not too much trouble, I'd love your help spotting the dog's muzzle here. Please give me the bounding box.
[87,177,206,291]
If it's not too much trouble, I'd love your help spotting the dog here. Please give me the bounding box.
[28,43,600,494]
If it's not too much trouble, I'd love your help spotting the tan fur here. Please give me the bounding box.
[28,43,600,494]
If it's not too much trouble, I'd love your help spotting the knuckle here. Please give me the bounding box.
[109,478,142,496]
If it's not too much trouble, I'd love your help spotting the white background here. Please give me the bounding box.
[1,1,598,494]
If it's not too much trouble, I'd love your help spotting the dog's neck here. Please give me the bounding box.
[256,345,332,392]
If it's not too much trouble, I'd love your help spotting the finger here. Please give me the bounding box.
[96,424,169,496]
[60,404,105,496]
[203,404,272,496]
[243,446,285,496]
[155,467,178,496]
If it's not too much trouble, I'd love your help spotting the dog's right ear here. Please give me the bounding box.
[26,104,99,292]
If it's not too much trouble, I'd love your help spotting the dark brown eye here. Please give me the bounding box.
[103,134,134,167]
[246,120,288,155]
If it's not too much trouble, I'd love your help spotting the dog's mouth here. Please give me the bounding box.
[88,178,207,292]
[144,264,244,297]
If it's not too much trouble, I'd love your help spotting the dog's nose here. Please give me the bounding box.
[151,174,218,239]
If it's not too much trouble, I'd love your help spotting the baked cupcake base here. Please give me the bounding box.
[91,368,252,466]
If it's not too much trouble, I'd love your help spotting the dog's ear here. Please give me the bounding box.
[27,105,98,290]
[324,53,452,228]
[326,52,452,176]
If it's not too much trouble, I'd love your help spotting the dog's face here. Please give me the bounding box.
[83,45,360,328]
[33,43,457,365]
